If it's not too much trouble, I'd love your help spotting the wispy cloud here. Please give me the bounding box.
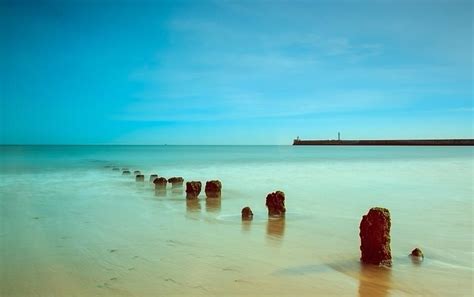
[115,88,419,122]
[119,0,472,138]
[168,17,384,62]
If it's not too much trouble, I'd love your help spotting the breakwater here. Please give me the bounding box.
[293,139,474,146]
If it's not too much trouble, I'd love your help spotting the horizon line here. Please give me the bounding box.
[2,137,474,146]
[0,144,293,146]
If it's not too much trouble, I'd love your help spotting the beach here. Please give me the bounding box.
[0,145,473,296]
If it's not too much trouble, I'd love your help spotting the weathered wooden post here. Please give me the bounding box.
[265,191,286,217]
[186,181,202,199]
[168,177,184,188]
[149,174,158,182]
[359,207,392,266]
[205,180,222,198]
[153,177,167,190]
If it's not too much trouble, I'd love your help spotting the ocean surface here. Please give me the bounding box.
[0,145,473,297]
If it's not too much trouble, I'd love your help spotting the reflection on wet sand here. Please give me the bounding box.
[186,199,201,212]
[266,217,285,240]
[154,189,167,197]
[410,255,423,266]
[358,263,392,297]
[171,187,183,195]
[205,198,221,213]
[241,219,251,232]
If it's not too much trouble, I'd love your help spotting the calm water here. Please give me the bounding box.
[1,145,473,297]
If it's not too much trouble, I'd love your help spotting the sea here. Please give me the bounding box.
[0,145,472,297]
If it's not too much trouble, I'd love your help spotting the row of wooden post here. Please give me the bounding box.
[110,165,423,266]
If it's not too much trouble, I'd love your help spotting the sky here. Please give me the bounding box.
[0,0,472,144]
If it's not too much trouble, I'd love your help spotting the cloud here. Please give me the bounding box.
[115,88,418,122]
[121,1,471,125]
[168,16,384,62]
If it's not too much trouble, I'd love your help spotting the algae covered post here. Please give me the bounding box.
[359,207,392,266]
[265,191,286,217]
[186,181,202,199]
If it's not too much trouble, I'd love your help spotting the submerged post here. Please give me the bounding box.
[168,177,184,188]
[153,177,167,190]
[241,207,253,220]
[359,207,392,266]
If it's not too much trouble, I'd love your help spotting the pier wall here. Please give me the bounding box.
[293,139,474,146]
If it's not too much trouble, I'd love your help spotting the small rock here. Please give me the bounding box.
[136,174,144,182]
[186,181,202,199]
[265,191,286,217]
[205,180,222,198]
[241,207,253,220]
[410,248,424,258]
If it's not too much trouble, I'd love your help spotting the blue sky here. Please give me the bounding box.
[0,0,472,144]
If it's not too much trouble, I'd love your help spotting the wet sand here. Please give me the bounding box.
[0,146,473,296]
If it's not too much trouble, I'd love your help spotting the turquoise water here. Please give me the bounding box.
[1,145,473,296]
